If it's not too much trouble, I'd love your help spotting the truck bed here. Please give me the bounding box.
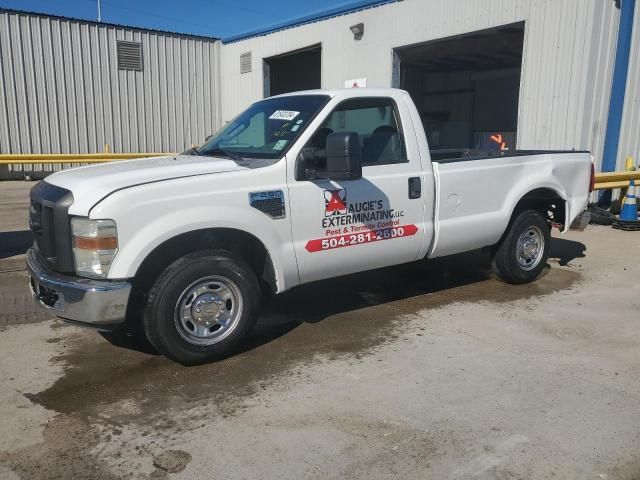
[430,149,590,164]
[427,150,592,259]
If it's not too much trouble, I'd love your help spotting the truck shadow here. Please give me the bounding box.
[0,230,32,259]
[102,237,585,360]
[549,237,586,266]
[239,251,490,354]
[102,249,493,356]
[241,237,586,356]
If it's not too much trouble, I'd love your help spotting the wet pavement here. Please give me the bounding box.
[0,181,51,327]
[1,181,639,479]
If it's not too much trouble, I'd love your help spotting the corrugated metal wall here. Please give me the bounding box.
[618,2,640,170]
[220,0,626,172]
[0,10,221,157]
[2,1,636,179]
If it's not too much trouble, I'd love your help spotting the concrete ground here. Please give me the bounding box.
[1,180,639,480]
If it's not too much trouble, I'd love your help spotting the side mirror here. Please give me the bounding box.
[323,132,362,180]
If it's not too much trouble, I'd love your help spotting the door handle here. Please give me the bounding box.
[408,177,421,199]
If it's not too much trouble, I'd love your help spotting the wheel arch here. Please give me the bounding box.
[130,228,277,300]
[507,187,567,232]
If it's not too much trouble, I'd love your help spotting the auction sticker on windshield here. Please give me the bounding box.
[270,110,300,121]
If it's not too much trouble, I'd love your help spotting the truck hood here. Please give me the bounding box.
[45,155,248,214]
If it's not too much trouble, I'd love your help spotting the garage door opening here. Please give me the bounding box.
[264,44,321,97]
[393,23,524,158]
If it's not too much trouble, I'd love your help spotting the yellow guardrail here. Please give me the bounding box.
[0,153,173,165]
[593,171,640,190]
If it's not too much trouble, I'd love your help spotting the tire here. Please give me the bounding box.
[491,210,551,285]
[143,249,261,365]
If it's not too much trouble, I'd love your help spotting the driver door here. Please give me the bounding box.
[287,96,428,285]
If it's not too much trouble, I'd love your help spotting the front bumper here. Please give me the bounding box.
[26,248,131,327]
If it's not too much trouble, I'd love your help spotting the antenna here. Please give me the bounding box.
[97,0,102,22]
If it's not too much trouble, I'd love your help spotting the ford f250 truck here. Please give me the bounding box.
[27,88,593,364]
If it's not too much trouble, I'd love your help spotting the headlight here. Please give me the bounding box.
[71,218,118,279]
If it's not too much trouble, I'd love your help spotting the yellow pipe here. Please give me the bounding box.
[0,153,173,165]
[1,158,144,165]
[593,171,640,182]
[0,153,170,160]
[593,180,633,190]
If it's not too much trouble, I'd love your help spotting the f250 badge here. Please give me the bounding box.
[305,188,417,253]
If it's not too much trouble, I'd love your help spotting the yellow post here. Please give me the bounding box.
[625,156,635,171]
[104,143,110,154]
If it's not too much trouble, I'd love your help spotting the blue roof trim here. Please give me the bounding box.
[222,0,400,44]
[0,7,219,40]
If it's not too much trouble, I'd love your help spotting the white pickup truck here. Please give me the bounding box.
[27,88,593,364]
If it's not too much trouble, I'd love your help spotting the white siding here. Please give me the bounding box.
[618,2,640,170]
[0,10,222,157]
[2,1,636,178]
[221,0,622,171]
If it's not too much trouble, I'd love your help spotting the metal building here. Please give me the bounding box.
[1,0,638,177]
[0,8,221,157]
[220,0,639,173]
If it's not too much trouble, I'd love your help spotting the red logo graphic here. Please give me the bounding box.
[324,189,347,216]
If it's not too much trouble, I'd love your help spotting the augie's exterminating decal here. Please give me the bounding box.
[305,188,417,252]
[320,188,405,228]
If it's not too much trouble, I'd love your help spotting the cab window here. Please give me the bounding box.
[307,97,407,166]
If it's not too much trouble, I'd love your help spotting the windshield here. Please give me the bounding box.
[198,95,330,160]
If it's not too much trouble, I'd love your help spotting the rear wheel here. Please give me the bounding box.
[492,210,550,284]
[143,249,260,365]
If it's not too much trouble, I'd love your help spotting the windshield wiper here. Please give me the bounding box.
[200,147,244,162]
[180,146,200,156]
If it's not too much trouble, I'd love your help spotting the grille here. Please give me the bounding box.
[29,181,75,272]
[30,199,56,259]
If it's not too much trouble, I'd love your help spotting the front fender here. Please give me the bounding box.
[90,182,298,293]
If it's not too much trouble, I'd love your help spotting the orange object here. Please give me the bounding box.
[490,134,508,151]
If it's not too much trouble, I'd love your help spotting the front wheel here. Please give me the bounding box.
[491,210,551,284]
[143,250,260,365]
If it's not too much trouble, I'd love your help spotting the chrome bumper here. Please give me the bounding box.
[26,248,131,327]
